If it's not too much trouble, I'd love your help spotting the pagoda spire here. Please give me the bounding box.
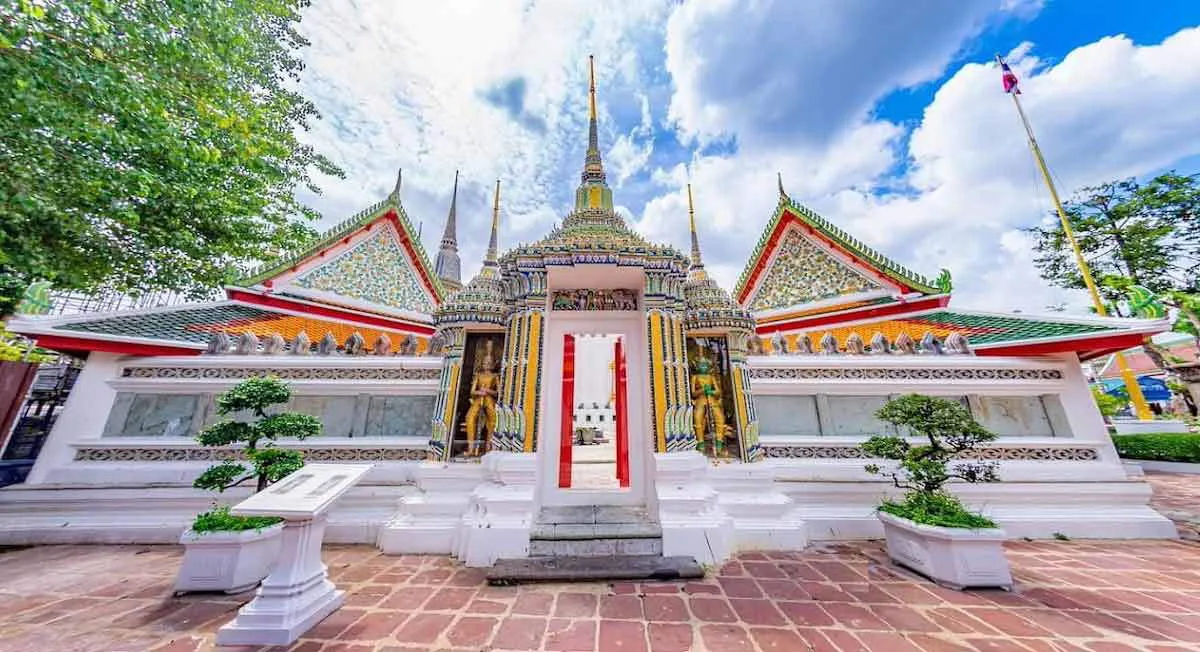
[433,171,462,288]
[485,179,501,266]
[686,183,710,283]
[687,183,704,270]
[574,55,614,212]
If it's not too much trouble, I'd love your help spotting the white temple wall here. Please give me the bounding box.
[747,352,1174,539]
[0,350,1175,546]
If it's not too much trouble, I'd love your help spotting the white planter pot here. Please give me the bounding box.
[175,524,284,595]
[877,511,1012,590]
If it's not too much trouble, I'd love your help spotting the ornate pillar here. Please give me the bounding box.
[492,269,548,453]
[645,271,696,453]
[428,326,465,461]
[726,329,763,462]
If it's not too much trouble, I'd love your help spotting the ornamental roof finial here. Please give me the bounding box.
[687,183,704,271]
[485,179,501,266]
[574,55,614,212]
[777,171,788,200]
[393,167,403,198]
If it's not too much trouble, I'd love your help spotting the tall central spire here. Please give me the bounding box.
[485,179,501,266]
[687,183,709,282]
[574,54,613,212]
[434,171,463,290]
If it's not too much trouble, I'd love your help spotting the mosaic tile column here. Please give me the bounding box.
[727,329,763,463]
[428,326,466,461]
[491,270,547,453]
[645,272,696,453]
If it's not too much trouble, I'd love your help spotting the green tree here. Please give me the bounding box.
[1090,385,1125,419]
[1026,174,1197,297]
[194,376,321,494]
[1025,173,1200,358]
[862,394,1000,529]
[0,0,343,316]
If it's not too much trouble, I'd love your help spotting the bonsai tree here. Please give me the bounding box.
[191,376,322,531]
[861,394,1000,529]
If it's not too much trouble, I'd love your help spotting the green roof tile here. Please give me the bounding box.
[907,310,1115,345]
[57,304,274,345]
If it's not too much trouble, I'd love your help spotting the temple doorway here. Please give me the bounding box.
[561,334,627,491]
[537,310,649,508]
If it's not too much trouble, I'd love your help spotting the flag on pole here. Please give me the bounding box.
[999,59,1021,94]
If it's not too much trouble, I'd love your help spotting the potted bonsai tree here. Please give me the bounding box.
[861,393,1012,590]
[175,376,321,594]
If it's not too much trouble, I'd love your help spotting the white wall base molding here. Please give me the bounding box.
[709,461,808,551]
[1112,419,1190,434]
[653,452,733,565]
[1127,460,1200,475]
[780,479,1178,541]
[377,462,484,555]
[0,484,410,546]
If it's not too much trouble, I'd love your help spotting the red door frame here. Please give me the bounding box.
[558,334,576,488]
[614,338,630,488]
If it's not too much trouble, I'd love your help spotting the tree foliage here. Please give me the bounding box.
[193,376,320,495]
[0,0,343,316]
[1024,173,1200,343]
[862,394,1000,529]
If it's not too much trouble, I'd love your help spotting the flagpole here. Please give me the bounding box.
[997,54,1153,421]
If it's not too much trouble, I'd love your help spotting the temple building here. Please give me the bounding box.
[1,58,1176,563]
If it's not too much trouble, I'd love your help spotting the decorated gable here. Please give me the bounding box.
[748,228,884,311]
[288,223,435,315]
[736,197,942,316]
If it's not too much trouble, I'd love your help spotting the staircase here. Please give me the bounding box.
[486,505,704,585]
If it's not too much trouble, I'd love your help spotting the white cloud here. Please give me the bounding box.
[293,0,671,278]
[837,27,1200,311]
[663,0,1015,148]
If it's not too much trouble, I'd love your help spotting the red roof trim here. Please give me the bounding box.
[32,334,202,357]
[976,332,1150,361]
[736,207,912,306]
[226,289,435,336]
[756,295,951,334]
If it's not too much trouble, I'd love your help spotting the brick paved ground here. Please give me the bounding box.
[0,472,1194,652]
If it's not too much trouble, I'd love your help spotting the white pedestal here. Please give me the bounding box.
[216,515,342,646]
[653,451,733,565]
[215,463,373,647]
[1112,419,1189,434]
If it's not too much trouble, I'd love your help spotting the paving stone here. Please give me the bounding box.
[2,472,1198,652]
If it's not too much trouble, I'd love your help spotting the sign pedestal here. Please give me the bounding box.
[216,463,373,647]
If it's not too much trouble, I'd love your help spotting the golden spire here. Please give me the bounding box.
[575,55,613,211]
[485,179,501,265]
[588,54,598,122]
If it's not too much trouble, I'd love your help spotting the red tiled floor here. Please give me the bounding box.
[0,472,1195,651]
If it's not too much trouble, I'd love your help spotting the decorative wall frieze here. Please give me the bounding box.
[74,445,428,463]
[749,367,1063,381]
[762,444,1100,461]
[120,366,442,381]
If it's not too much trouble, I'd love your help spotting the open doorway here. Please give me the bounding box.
[559,333,629,491]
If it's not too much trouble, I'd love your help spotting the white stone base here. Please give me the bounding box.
[1113,419,1190,434]
[217,516,342,647]
[175,524,283,594]
[709,460,808,551]
[781,479,1179,541]
[878,512,1013,590]
[1126,460,1200,475]
[377,452,537,567]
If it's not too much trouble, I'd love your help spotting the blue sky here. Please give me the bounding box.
[293,1,1200,313]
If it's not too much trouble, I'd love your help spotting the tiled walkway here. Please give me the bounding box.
[0,473,1193,652]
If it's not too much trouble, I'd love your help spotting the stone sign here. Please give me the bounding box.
[217,463,373,646]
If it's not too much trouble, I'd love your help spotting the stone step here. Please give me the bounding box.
[529,537,662,557]
[487,555,704,586]
[530,522,662,540]
[537,505,653,526]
